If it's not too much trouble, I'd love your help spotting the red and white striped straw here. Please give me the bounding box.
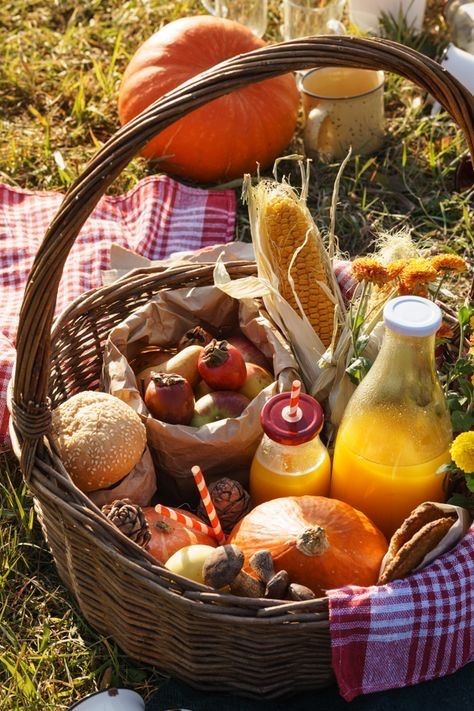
[191,465,226,545]
[155,504,216,539]
[281,379,303,423]
[288,380,301,418]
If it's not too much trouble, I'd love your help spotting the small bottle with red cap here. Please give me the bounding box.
[249,381,331,506]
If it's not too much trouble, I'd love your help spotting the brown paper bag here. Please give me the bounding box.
[102,278,297,505]
[88,446,157,509]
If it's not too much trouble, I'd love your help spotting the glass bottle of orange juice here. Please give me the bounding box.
[250,385,331,506]
[331,295,452,538]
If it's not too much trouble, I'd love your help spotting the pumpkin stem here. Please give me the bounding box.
[296,527,329,556]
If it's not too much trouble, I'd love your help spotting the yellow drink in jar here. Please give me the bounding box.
[331,412,450,538]
[250,387,331,506]
[250,435,331,506]
[330,296,452,539]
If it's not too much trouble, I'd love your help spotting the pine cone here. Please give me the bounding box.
[101,498,151,548]
[197,478,251,533]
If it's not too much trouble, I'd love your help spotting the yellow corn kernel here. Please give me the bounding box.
[262,190,335,348]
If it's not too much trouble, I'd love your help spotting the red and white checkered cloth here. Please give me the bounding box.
[328,523,474,701]
[0,176,236,448]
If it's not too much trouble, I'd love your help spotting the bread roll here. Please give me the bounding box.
[51,391,146,492]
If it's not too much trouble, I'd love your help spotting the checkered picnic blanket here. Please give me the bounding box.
[328,523,474,701]
[0,176,236,447]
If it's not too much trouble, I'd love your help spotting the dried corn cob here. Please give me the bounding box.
[262,186,336,348]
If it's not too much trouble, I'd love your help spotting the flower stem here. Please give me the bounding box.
[432,274,447,303]
[351,282,369,356]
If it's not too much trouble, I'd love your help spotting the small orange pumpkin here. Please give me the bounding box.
[118,16,299,183]
[143,507,216,564]
[228,496,387,596]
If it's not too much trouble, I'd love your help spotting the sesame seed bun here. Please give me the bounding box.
[51,391,147,493]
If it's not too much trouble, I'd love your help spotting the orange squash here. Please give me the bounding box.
[118,16,299,183]
[228,496,387,596]
[143,507,216,564]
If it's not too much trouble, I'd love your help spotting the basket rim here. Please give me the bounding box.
[50,260,257,340]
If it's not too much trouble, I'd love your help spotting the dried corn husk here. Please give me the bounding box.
[238,160,346,385]
[253,181,337,348]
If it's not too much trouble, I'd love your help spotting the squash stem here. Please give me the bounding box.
[296,526,329,556]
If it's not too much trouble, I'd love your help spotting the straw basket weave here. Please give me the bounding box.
[10,37,474,698]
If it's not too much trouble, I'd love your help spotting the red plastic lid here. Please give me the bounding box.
[260,392,324,446]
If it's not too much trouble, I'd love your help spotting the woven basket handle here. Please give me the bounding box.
[12,35,474,473]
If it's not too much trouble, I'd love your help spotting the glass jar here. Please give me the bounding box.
[330,296,452,538]
[250,391,331,506]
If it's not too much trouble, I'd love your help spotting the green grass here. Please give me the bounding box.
[0,453,166,710]
[0,1,472,709]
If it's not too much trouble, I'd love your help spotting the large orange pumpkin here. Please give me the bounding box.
[228,496,387,596]
[143,507,216,564]
[118,16,300,183]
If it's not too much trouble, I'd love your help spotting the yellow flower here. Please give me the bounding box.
[450,432,474,474]
[399,258,438,295]
[436,322,454,340]
[351,257,389,287]
[386,259,407,280]
[431,254,467,273]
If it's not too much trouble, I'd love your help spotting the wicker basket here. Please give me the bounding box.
[10,37,474,698]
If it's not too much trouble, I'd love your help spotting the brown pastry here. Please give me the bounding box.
[378,516,455,585]
[386,502,457,561]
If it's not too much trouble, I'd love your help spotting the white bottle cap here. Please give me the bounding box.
[383,296,442,337]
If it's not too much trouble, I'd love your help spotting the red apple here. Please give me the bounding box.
[191,391,250,427]
[239,363,274,400]
[226,334,272,371]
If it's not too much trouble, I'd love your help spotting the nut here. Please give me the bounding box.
[229,570,265,598]
[202,544,244,589]
[249,550,275,583]
[265,570,289,599]
[287,583,316,601]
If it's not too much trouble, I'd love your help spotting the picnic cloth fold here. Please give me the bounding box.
[328,523,474,701]
[0,176,236,448]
